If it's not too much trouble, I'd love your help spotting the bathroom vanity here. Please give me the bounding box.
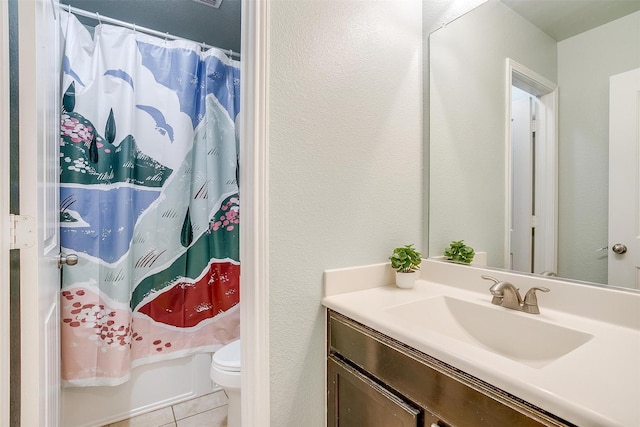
[323,260,640,427]
[328,311,572,426]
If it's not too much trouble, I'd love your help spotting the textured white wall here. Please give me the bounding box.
[429,0,556,267]
[557,11,640,283]
[268,0,423,425]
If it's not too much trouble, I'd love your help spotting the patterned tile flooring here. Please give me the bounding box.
[102,390,228,427]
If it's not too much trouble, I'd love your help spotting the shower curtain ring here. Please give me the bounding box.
[96,12,102,24]
[133,23,137,33]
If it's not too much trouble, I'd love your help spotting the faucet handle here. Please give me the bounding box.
[481,275,509,305]
[481,276,501,304]
[522,287,550,314]
[481,275,499,284]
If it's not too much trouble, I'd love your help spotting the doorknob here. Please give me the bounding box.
[58,253,78,267]
[612,244,627,254]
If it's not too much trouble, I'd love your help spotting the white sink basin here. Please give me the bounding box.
[384,296,593,368]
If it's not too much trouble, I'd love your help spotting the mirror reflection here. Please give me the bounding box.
[429,0,640,290]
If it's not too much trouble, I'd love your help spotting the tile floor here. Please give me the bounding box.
[102,390,228,427]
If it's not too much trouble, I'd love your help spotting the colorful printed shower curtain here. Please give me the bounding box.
[59,13,240,386]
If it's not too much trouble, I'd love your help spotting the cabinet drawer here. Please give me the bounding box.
[328,311,573,427]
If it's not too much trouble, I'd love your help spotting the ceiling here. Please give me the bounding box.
[501,0,640,41]
[60,0,242,53]
[60,0,640,54]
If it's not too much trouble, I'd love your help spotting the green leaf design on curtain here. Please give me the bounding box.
[63,82,75,113]
[130,194,240,310]
[180,207,194,247]
[105,108,116,144]
[88,134,99,164]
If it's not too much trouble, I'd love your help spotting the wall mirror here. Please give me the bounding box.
[429,0,640,290]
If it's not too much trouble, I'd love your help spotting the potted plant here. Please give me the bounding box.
[444,240,475,264]
[389,244,422,289]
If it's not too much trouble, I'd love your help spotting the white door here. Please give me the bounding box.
[609,68,640,289]
[17,0,62,425]
[511,93,534,272]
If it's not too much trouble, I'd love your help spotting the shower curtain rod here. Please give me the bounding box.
[59,4,241,60]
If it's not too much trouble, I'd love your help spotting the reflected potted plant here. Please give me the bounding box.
[444,240,475,264]
[389,244,422,289]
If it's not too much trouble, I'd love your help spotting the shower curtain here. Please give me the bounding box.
[59,13,240,386]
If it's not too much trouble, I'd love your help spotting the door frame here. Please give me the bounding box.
[1,0,11,424]
[9,1,272,425]
[504,58,558,274]
[239,1,271,425]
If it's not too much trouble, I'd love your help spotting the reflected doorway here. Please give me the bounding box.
[506,59,558,275]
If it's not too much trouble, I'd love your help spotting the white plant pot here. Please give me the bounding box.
[395,271,420,289]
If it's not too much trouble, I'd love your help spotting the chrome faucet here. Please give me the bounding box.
[481,275,549,314]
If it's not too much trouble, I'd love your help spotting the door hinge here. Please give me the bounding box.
[531,119,537,132]
[530,216,539,228]
[9,214,36,250]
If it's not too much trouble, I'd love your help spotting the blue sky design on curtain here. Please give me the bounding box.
[136,43,240,128]
[59,13,240,387]
[60,187,161,263]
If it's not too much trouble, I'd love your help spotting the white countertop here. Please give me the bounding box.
[322,260,640,427]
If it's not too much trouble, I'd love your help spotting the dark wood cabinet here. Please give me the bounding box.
[327,310,575,427]
[328,357,421,427]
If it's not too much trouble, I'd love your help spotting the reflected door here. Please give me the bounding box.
[511,93,534,272]
[609,68,640,289]
[510,82,556,275]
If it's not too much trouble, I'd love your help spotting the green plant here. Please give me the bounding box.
[444,240,475,264]
[389,244,422,273]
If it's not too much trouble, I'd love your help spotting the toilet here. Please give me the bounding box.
[210,339,241,427]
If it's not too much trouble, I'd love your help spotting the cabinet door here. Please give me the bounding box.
[328,356,420,427]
